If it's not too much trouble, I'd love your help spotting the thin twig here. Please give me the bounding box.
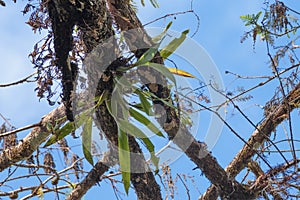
[0,123,41,137]
[177,90,273,169]
[265,32,297,163]
[211,85,289,165]
[0,72,36,87]
[177,174,191,200]
[143,10,194,27]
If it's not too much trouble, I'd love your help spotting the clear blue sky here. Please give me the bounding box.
[0,0,298,199]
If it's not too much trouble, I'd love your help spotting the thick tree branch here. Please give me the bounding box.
[47,0,79,121]
[0,105,66,172]
[66,150,118,200]
[109,2,255,199]
[201,82,300,200]
[74,1,163,199]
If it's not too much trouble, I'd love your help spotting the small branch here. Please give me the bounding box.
[0,123,41,137]
[66,150,118,200]
[177,174,191,200]
[221,62,300,108]
[265,35,297,163]
[201,82,300,200]
[250,159,300,196]
[20,185,71,200]
[225,70,271,79]
[0,105,66,172]
[0,72,36,87]
[143,10,193,27]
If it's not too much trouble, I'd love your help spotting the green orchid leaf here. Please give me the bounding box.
[134,42,160,66]
[118,129,131,194]
[135,89,152,116]
[152,21,172,43]
[129,107,164,137]
[82,117,93,166]
[44,121,75,147]
[159,29,189,59]
[118,119,159,170]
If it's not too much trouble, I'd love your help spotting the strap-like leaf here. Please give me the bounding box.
[44,121,75,147]
[134,42,160,66]
[118,129,131,194]
[168,68,195,78]
[82,117,93,166]
[129,107,164,137]
[152,21,172,43]
[160,29,189,59]
[43,110,89,147]
[135,89,152,116]
[118,119,160,170]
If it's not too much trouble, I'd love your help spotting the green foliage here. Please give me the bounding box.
[134,42,160,66]
[240,2,300,46]
[44,24,191,195]
[240,11,262,26]
[117,119,160,171]
[118,129,131,194]
[82,117,93,166]
[44,121,75,147]
[129,107,164,137]
[160,29,189,59]
[135,89,153,116]
[152,21,173,43]
[140,0,159,8]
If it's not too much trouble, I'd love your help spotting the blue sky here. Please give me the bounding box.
[0,0,299,199]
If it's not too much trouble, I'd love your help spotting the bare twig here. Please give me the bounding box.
[265,34,297,163]
[143,10,193,27]
[201,82,300,200]
[0,72,36,87]
[0,123,41,137]
[177,174,191,200]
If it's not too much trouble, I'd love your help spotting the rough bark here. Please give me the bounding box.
[47,0,79,121]
[66,1,163,199]
[108,2,256,199]
[200,82,300,199]
[0,105,66,172]
[66,149,119,200]
[93,60,163,200]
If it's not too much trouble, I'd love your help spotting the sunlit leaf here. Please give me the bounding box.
[44,110,89,147]
[118,119,159,169]
[95,90,109,107]
[160,29,189,59]
[152,21,172,43]
[129,107,164,137]
[168,68,195,78]
[44,122,75,147]
[118,129,131,194]
[82,117,93,165]
[134,42,160,66]
[135,89,152,116]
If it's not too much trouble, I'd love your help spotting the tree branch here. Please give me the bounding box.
[66,156,112,200]
[201,82,300,199]
[0,105,66,172]
[110,1,254,199]
[74,1,163,199]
